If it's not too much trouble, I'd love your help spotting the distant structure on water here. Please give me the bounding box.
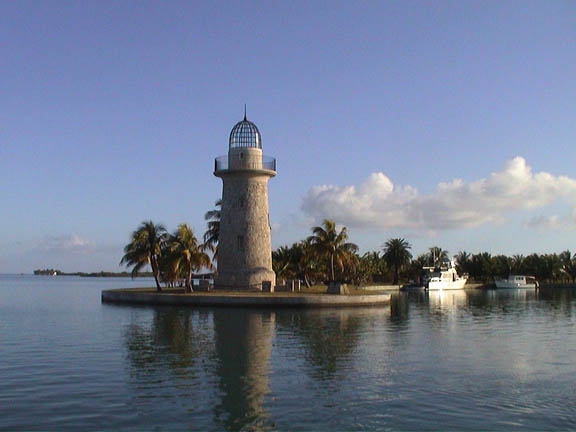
[213,113,276,290]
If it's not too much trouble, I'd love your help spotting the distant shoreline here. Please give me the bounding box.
[33,270,153,277]
[32,269,213,278]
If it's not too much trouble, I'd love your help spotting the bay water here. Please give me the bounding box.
[1,275,575,430]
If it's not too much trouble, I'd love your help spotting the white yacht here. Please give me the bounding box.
[423,259,468,290]
[494,275,538,289]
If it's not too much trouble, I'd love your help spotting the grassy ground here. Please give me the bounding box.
[110,285,386,296]
[118,281,516,295]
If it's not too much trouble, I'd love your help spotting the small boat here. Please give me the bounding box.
[400,282,425,291]
[423,259,468,290]
[494,275,538,289]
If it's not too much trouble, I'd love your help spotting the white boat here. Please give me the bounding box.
[423,259,468,290]
[494,275,538,289]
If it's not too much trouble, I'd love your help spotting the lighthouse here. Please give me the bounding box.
[213,113,276,290]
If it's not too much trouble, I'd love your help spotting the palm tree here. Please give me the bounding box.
[406,253,429,284]
[272,245,293,280]
[560,250,576,283]
[307,219,358,282]
[167,224,213,292]
[455,251,471,275]
[203,199,221,260]
[293,240,323,287]
[470,252,493,282]
[428,246,448,266]
[382,238,413,285]
[358,251,386,284]
[492,254,512,279]
[120,221,167,291]
[511,254,525,274]
[158,251,181,288]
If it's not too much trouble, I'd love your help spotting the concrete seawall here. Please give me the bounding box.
[101,288,391,308]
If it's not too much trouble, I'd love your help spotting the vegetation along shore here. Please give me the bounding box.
[115,199,576,290]
[39,199,576,290]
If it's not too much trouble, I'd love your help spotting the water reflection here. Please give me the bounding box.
[389,290,428,325]
[390,287,576,324]
[124,307,214,376]
[123,307,275,431]
[537,287,576,318]
[427,289,468,311]
[277,309,367,380]
[211,309,274,431]
[3,276,576,431]
[120,289,576,430]
[122,306,381,429]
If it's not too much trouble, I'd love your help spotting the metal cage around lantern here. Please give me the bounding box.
[229,119,262,149]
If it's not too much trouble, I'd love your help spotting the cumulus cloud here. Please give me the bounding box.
[40,234,95,254]
[526,209,576,231]
[302,157,576,231]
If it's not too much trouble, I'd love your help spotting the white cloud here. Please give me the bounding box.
[40,234,95,254]
[526,208,576,231]
[302,157,576,231]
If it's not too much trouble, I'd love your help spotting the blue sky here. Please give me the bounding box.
[1,1,575,273]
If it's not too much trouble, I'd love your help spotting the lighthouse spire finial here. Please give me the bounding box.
[244,104,247,121]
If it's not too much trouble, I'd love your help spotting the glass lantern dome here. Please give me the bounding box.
[229,114,262,149]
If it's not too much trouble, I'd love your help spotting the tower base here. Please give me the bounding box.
[214,268,276,291]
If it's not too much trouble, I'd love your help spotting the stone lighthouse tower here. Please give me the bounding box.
[213,113,276,290]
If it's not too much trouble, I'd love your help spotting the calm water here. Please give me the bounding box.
[1,275,575,431]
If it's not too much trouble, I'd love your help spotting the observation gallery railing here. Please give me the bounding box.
[214,155,276,172]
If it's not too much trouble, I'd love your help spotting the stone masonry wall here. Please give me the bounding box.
[215,148,276,290]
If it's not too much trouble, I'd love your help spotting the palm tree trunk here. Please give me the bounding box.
[330,253,335,281]
[151,256,162,291]
[394,262,399,285]
[186,267,193,293]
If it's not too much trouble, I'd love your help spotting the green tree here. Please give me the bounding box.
[491,255,512,279]
[541,253,562,282]
[560,250,576,283]
[511,254,525,274]
[356,251,387,284]
[166,224,213,292]
[272,241,324,287]
[470,252,493,282]
[295,240,325,287]
[382,238,413,285]
[521,254,540,278]
[158,251,181,287]
[405,253,428,284]
[307,219,358,282]
[272,245,294,280]
[203,199,221,260]
[455,251,472,275]
[340,252,360,283]
[428,246,448,266]
[522,253,561,282]
[120,221,168,291]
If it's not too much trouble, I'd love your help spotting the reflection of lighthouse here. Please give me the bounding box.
[212,310,275,429]
[213,113,276,290]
